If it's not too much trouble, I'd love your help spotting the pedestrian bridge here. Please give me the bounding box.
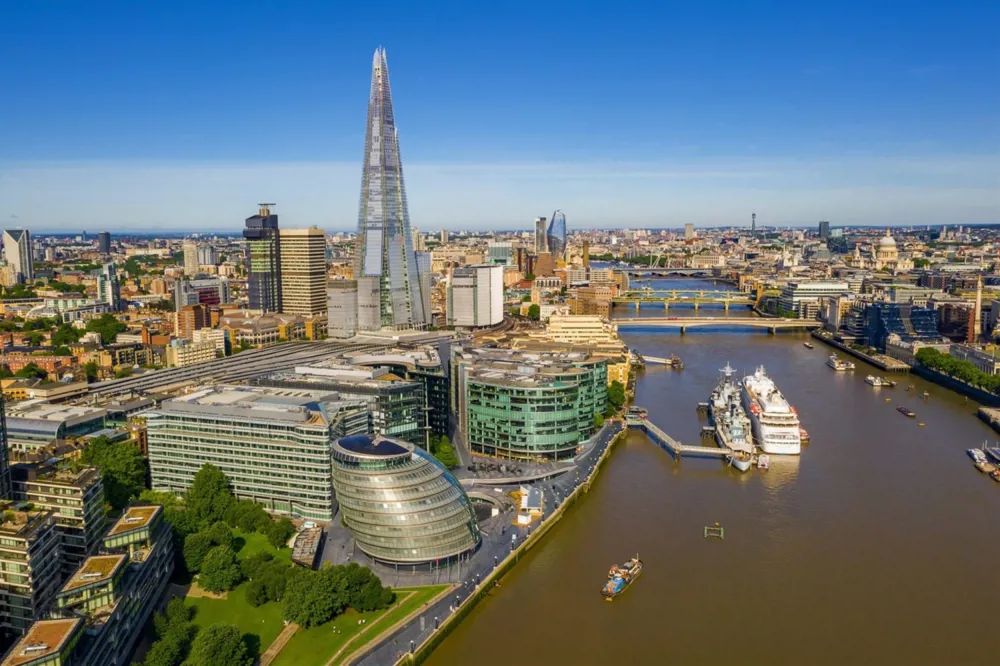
[616,317,821,333]
[626,416,731,458]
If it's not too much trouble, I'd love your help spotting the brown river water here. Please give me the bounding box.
[427,324,1000,666]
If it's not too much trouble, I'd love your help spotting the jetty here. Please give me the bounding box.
[626,414,731,458]
[810,331,910,372]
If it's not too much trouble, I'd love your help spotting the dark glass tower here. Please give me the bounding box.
[354,48,428,331]
[244,203,281,313]
[547,210,567,262]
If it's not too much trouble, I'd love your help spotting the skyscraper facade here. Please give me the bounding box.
[279,227,327,316]
[547,211,567,262]
[353,48,429,331]
[97,232,111,255]
[96,263,121,311]
[534,217,548,253]
[2,230,33,284]
[182,241,199,276]
[244,204,282,313]
[818,220,831,238]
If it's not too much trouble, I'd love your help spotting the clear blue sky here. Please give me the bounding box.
[2,0,997,231]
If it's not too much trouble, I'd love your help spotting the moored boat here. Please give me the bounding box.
[741,366,802,455]
[710,363,756,472]
[803,342,814,349]
[827,354,855,371]
[601,556,643,600]
[897,406,916,417]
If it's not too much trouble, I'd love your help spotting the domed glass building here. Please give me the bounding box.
[332,434,481,564]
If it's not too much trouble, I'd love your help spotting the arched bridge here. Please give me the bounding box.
[615,317,821,334]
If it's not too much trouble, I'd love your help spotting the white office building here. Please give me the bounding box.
[446,264,503,329]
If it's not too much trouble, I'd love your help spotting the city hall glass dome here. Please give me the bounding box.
[332,434,481,564]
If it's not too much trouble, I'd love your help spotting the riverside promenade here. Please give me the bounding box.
[348,419,626,666]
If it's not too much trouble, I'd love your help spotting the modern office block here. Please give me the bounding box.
[279,227,327,316]
[3,230,33,284]
[96,263,121,312]
[546,211,567,262]
[331,434,480,564]
[0,505,61,641]
[446,264,504,329]
[327,279,358,338]
[244,203,282,313]
[97,232,111,255]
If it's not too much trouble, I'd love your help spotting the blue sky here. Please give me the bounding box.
[2,1,997,231]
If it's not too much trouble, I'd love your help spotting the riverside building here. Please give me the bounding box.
[146,386,368,520]
[331,434,480,565]
[0,505,61,642]
[451,347,608,461]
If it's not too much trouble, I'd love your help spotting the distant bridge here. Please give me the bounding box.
[615,317,822,333]
[613,290,755,313]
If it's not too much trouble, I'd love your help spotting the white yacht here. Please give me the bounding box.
[827,354,855,371]
[741,366,802,455]
[710,363,754,472]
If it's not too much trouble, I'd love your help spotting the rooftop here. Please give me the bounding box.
[153,385,345,425]
[336,434,411,458]
[107,505,160,537]
[1,618,82,666]
[62,554,126,592]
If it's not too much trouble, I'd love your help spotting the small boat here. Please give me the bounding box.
[975,460,996,474]
[799,427,810,444]
[968,448,988,462]
[827,354,855,371]
[669,354,684,370]
[921,391,930,398]
[990,469,1000,483]
[866,375,896,387]
[897,406,916,417]
[728,450,753,472]
[601,556,643,600]
[803,342,814,349]
[756,454,770,470]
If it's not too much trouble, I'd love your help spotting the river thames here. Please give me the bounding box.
[427,288,1000,666]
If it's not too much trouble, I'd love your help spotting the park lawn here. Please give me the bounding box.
[233,528,292,563]
[186,581,287,657]
[272,585,449,666]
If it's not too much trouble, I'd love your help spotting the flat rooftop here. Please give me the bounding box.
[336,434,411,457]
[62,554,127,592]
[154,385,343,425]
[1,618,82,666]
[107,505,160,537]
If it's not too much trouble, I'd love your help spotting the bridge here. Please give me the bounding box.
[613,289,754,313]
[626,416,730,458]
[615,317,822,334]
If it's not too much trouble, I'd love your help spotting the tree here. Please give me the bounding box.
[199,546,243,593]
[15,363,48,380]
[593,413,605,429]
[520,295,531,302]
[527,304,541,321]
[86,313,127,344]
[524,273,536,281]
[52,323,82,346]
[240,552,274,581]
[53,346,72,356]
[145,597,195,666]
[429,435,459,469]
[224,498,271,533]
[183,532,214,573]
[607,380,626,411]
[266,517,295,549]
[80,436,146,510]
[142,635,185,666]
[245,580,268,607]
[207,521,234,550]
[186,464,234,525]
[83,360,100,381]
[188,624,253,666]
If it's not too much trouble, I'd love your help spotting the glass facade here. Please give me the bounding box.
[243,205,282,313]
[0,396,9,500]
[547,210,567,262]
[354,48,428,331]
[332,434,480,564]
[865,303,942,350]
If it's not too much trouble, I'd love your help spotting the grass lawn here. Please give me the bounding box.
[272,585,448,666]
[232,528,292,563]
[186,581,286,657]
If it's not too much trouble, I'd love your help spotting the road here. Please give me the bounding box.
[352,419,624,666]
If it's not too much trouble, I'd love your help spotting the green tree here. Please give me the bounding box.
[52,323,83,346]
[142,635,185,666]
[188,624,253,666]
[245,580,268,607]
[593,413,605,429]
[183,532,214,573]
[207,521,234,550]
[527,304,541,321]
[53,346,72,356]
[199,546,243,593]
[266,517,295,549]
[186,464,234,525]
[14,362,48,380]
[83,360,100,381]
[86,313,127,344]
[429,435,459,468]
[23,332,44,346]
[524,273,536,281]
[223,498,271,533]
[240,552,274,581]
[607,380,626,411]
[520,295,531,302]
[80,436,146,510]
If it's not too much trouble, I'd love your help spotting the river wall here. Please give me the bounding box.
[911,366,1000,407]
[387,428,628,666]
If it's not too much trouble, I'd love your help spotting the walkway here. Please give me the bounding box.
[627,417,731,458]
[260,622,299,666]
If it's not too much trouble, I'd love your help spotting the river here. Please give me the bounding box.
[427,292,1000,666]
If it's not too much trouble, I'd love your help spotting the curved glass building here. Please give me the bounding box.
[547,210,567,262]
[332,434,480,564]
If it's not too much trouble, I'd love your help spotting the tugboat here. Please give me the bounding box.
[897,406,916,418]
[601,556,643,600]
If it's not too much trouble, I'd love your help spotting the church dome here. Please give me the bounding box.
[879,231,897,248]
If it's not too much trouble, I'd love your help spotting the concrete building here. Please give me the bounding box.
[332,434,480,564]
[96,263,121,312]
[327,279,358,338]
[196,245,218,266]
[777,281,850,319]
[451,346,607,461]
[818,220,831,238]
[486,241,513,266]
[684,223,695,240]
[534,217,548,253]
[10,463,105,577]
[147,386,369,520]
[279,227,327,316]
[165,339,217,368]
[182,241,199,277]
[2,230,33,284]
[176,303,207,340]
[5,404,107,456]
[244,203,282,313]
[0,505,60,641]
[949,344,1000,375]
[174,277,229,312]
[446,264,503,329]
[191,328,229,356]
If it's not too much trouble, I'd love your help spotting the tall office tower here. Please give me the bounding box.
[582,239,590,268]
[244,203,282,313]
[547,211,567,261]
[534,217,548,253]
[96,263,121,311]
[2,229,33,284]
[818,220,831,238]
[97,231,111,255]
[197,245,218,266]
[353,48,429,331]
[447,264,504,328]
[440,229,449,244]
[182,241,199,276]
[684,223,695,240]
[279,227,327,316]
[751,212,756,235]
[0,396,9,500]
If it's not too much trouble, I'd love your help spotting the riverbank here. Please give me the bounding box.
[810,331,910,372]
[384,425,628,666]
[911,365,1000,407]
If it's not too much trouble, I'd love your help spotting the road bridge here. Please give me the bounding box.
[616,317,822,334]
[613,289,754,313]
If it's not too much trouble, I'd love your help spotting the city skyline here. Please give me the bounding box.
[3,2,998,231]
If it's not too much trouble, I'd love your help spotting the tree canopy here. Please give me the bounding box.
[282,563,393,629]
[188,624,253,666]
[186,464,234,525]
[527,304,541,321]
[199,545,243,593]
[86,313,127,344]
[80,436,146,510]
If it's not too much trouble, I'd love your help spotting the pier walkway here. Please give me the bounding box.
[627,416,731,458]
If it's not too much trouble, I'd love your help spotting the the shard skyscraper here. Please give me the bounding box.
[353,48,429,331]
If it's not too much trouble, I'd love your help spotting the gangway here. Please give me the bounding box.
[626,416,731,459]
